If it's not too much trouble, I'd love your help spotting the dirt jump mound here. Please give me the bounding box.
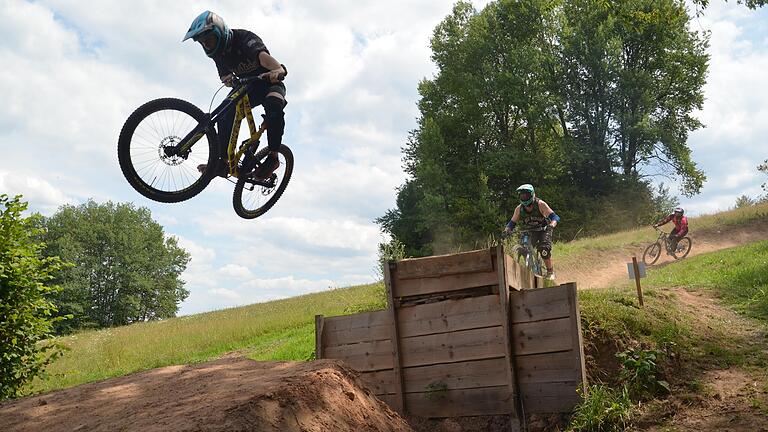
[0,358,411,432]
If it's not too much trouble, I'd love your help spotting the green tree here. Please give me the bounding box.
[759,159,768,192]
[734,194,756,208]
[39,201,190,332]
[0,195,68,399]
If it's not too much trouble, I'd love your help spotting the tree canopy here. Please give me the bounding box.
[379,0,708,256]
[38,200,190,333]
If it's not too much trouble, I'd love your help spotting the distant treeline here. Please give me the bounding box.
[378,0,708,256]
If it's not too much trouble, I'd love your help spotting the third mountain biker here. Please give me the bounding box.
[183,11,287,179]
[653,207,688,254]
[503,184,561,280]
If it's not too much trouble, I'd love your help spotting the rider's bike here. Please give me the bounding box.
[642,226,692,266]
[117,74,293,219]
[502,227,547,277]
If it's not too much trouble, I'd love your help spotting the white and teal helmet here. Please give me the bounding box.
[183,11,232,58]
[516,184,535,206]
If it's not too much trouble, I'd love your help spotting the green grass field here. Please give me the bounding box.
[27,203,768,396]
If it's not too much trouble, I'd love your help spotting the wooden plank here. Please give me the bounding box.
[315,315,324,359]
[360,369,397,395]
[512,317,572,356]
[376,393,399,409]
[505,254,521,291]
[510,284,572,324]
[516,351,580,384]
[402,358,509,393]
[497,245,521,427]
[384,262,406,414]
[397,295,502,338]
[394,270,499,298]
[520,381,582,413]
[567,282,588,394]
[323,340,394,372]
[395,249,494,280]
[322,310,391,333]
[406,386,513,417]
[400,326,506,368]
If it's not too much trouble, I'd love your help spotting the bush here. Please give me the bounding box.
[0,195,69,399]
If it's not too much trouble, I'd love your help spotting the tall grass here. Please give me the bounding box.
[31,283,386,394]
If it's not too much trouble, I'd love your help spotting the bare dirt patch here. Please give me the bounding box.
[638,287,768,431]
[0,358,411,432]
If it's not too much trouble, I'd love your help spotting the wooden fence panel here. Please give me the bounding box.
[397,295,502,338]
[405,386,512,417]
[396,249,494,280]
[360,369,397,395]
[394,270,499,298]
[512,317,572,356]
[322,310,392,347]
[516,351,580,384]
[402,358,509,393]
[510,284,572,323]
[322,340,394,372]
[400,326,506,368]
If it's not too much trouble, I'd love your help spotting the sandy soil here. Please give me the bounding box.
[0,358,411,432]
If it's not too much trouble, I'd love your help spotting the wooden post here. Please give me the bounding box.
[384,261,406,414]
[496,246,522,432]
[565,282,588,395]
[314,315,324,359]
[632,256,644,307]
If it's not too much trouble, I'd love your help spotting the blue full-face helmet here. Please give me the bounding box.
[183,11,232,58]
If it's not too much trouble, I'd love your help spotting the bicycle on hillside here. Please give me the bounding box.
[502,227,547,278]
[117,73,293,219]
[642,226,692,266]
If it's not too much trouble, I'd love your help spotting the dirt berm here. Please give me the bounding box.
[0,358,412,432]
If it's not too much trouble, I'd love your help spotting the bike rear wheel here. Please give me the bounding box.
[118,98,216,203]
[232,144,294,219]
[672,237,692,260]
[643,242,662,265]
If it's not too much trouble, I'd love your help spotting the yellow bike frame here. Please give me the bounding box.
[225,87,266,178]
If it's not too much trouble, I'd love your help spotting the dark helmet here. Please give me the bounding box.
[516,184,535,206]
[183,11,232,58]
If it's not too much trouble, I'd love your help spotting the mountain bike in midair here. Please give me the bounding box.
[117,74,293,219]
[642,226,692,266]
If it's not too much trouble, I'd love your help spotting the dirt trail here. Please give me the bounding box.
[558,223,768,289]
[641,288,768,432]
[0,358,411,432]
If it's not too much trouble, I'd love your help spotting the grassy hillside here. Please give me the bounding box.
[27,203,768,396]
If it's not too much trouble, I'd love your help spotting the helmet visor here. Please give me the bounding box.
[519,191,532,202]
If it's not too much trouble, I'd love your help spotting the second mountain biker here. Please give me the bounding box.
[503,184,561,280]
[183,10,287,179]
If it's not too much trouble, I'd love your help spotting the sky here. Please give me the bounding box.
[1,0,766,315]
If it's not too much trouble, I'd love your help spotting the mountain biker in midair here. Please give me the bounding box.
[503,184,561,280]
[653,207,688,254]
[183,11,286,179]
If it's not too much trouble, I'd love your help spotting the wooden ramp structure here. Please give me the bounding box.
[315,245,586,430]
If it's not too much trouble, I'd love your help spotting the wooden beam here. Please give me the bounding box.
[322,340,394,372]
[405,386,513,418]
[512,317,573,356]
[397,295,502,338]
[321,310,392,347]
[396,249,494,280]
[510,284,572,324]
[394,270,499,297]
[402,358,509,393]
[497,245,521,431]
[315,315,324,359]
[566,282,588,395]
[400,326,506,368]
[385,262,406,414]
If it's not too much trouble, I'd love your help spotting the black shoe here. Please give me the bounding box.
[197,161,228,178]
[252,154,280,179]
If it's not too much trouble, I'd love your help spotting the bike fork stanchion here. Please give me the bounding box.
[631,256,644,307]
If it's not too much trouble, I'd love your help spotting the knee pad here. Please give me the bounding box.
[263,96,285,151]
[539,248,551,258]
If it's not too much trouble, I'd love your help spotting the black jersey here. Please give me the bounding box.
[212,29,271,78]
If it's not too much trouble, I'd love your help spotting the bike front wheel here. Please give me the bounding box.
[118,98,216,203]
[643,242,662,266]
[232,144,294,219]
[672,237,692,260]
